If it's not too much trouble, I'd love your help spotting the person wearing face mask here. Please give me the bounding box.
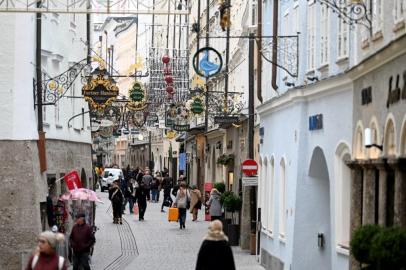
[25,231,67,270]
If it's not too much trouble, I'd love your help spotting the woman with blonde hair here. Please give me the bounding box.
[195,220,235,270]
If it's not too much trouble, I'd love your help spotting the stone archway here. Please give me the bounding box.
[384,118,396,156]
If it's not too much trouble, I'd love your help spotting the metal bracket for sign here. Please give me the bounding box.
[34,58,90,106]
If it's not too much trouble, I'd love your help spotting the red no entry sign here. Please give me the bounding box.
[242,159,258,176]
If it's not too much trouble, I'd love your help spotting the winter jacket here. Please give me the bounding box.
[25,252,67,270]
[208,190,222,217]
[109,186,124,204]
[175,188,190,209]
[69,223,95,254]
[195,240,235,270]
[190,189,202,213]
[142,175,153,189]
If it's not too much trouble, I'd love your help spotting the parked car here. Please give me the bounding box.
[101,168,123,192]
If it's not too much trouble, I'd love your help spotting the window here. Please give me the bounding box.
[282,12,289,79]
[307,2,316,71]
[394,0,405,23]
[262,160,268,230]
[372,0,383,34]
[292,6,299,35]
[279,159,286,237]
[335,145,351,249]
[337,17,349,59]
[320,5,329,65]
[268,158,275,232]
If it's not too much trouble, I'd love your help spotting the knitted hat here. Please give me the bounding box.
[39,231,57,249]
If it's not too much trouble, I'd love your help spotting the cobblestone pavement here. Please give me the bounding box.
[92,191,264,270]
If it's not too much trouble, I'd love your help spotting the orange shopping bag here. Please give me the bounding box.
[168,207,179,222]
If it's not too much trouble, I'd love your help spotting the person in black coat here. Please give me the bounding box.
[135,181,148,221]
[195,220,236,270]
[109,180,124,224]
[160,173,173,212]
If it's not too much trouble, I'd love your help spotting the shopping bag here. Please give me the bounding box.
[168,207,179,222]
[133,203,139,215]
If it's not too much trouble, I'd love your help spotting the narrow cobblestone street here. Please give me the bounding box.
[91,191,264,270]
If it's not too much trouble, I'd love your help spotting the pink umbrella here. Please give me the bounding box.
[61,188,103,203]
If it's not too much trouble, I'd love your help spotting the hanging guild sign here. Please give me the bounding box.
[82,69,119,111]
[214,115,239,124]
[127,81,148,111]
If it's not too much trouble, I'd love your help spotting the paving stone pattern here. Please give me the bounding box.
[92,191,264,270]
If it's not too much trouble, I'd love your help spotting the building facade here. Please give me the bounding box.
[0,12,92,270]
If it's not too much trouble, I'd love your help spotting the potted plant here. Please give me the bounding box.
[221,191,242,246]
[216,154,234,166]
[350,225,406,270]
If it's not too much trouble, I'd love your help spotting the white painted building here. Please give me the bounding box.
[0,11,92,270]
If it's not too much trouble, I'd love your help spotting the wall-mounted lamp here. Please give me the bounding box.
[364,128,383,151]
[317,233,325,248]
[216,141,222,150]
[285,82,295,87]
[307,76,319,82]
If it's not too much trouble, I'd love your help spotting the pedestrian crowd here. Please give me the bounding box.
[26,164,237,269]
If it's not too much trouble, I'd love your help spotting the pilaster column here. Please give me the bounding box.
[372,159,388,226]
[362,161,376,225]
[346,160,363,270]
[388,158,406,226]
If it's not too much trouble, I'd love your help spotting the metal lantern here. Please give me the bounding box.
[166,86,174,94]
[165,75,174,84]
[162,55,170,64]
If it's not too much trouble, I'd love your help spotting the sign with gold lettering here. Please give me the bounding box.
[82,69,119,111]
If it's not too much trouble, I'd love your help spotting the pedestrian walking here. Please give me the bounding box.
[69,213,95,270]
[190,185,202,221]
[174,182,190,229]
[155,171,163,202]
[150,173,159,203]
[142,169,153,201]
[119,175,129,214]
[207,188,222,221]
[109,180,124,224]
[126,177,135,213]
[160,173,173,212]
[25,231,67,270]
[135,180,148,221]
[195,220,236,270]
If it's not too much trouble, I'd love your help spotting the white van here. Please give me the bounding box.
[101,168,124,192]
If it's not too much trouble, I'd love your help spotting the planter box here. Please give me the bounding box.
[221,218,232,236]
[228,224,240,246]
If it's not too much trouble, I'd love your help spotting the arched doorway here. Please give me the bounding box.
[296,146,332,270]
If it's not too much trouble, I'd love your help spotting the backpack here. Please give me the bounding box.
[32,254,64,270]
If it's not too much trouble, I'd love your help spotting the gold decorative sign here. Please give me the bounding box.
[127,81,148,111]
[82,70,119,111]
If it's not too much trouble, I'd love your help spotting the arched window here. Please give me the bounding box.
[262,158,269,230]
[335,143,351,250]
[279,158,286,237]
[369,119,380,159]
[401,120,406,155]
[268,157,275,232]
[354,124,364,159]
[384,118,396,156]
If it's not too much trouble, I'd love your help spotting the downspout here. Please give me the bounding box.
[256,0,263,102]
[271,0,278,91]
[36,0,47,173]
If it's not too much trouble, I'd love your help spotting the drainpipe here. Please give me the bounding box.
[36,0,47,173]
[271,0,278,91]
[256,0,263,103]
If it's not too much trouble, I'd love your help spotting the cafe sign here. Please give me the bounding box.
[82,70,119,111]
